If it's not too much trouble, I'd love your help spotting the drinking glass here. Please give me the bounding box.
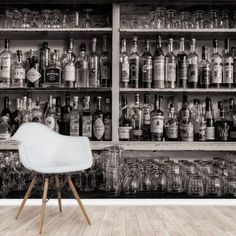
[51,9,61,28]
[82,9,93,28]
[205,174,222,196]
[5,9,21,28]
[188,174,204,197]
[20,8,31,28]
[166,9,176,29]
[69,11,80,27]
[149,10,157,29]
[62,9,70,28]
[220,10,230,28]
[120,16,129,29]
[30,11,39,28]
[105,169,121,196]
[181,11,190,29]
[41,9,52,28]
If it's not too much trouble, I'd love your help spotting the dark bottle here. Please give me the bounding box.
[60,94,71,135]
[93,96,105,141]
[104,97,112,141]
[223,39,233,88]
[205,97,215,141]
[226,98,236,140]
[142,94,151,141]
[26,55,41,87]
[232,47,236,87]
[40,42,50,82]
[11,98,23,135]
[55,97,61,133]
[1,96,11,120]
[165,104,178,141]
[199,46,211,88]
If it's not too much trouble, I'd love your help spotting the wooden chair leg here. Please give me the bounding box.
[39,178,49,234]
[15,175,37,220]
[55,175,62,212]
[67,176,91,225]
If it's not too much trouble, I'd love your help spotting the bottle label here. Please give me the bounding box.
[121,60,129,82]
[230,131,236,139]
[216,123,230,141]
[132,129,143,136]
[206,127,215,140]
[119,126,132,140]
[78,61,88,69]
[166,123,178,139]
[142,59,152,83]
[199,125,206,141]
[0,57,11,78]
[201,67,211,86]
[82,116,92,138]
[104,117,112,140]
[45,68,60,84]
[12,68,25,80]
[89,58,99,87]
[153,59,164,81]
[166,63,176,82]
[188,64,198,83]
[100,58,110,81]
[144,113,151,125]
[27,68,41,83]
[151,115,164,133]
[180,123,193,141]
[45,116,55,130]
[212,63,222,84]
[70,117,80,136]
[130,58,139,82]
[223,64,233,84]
[93,118,105,140]
[64,65,75,81]
[178,61,188,80]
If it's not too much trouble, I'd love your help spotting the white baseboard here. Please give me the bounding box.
[1,199,236,206]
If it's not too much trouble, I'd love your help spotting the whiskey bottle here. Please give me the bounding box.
[61,38,76,65]
[205,97,215,141]
[25,49,35,72]
[129,36,140,88]
[11,98,23,135]
[226,98,236,140]
[142,94,151,141]
[120,38,129,88]
[211,39,222,88]
[150,95,164,141]
[165,38,176,88]
[153,35,165,88]
[232,47,236,87]
[198,106,207,141]
[60,94,71,135]
[191,99,201,141]
[40,42,50,82]
[70,96,80,136]
[1,96,11,122]
[12,50,26,88]
[199,47,211,88]
[26,55,41,87]
[63,50,75,88]
[44,95,56,130]
[223,39,233,88]
[104,97,112,141]
[141,39,153,88]
[32,96,43,123]
[0,97,11,139]
[21,96,31,123]
[165,104,178,141]
[55,97,61,133]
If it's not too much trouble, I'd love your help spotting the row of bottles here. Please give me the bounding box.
[0,95,112,141]
[120,36,236,89]
[119,93,236,142]
[0,36,111,88]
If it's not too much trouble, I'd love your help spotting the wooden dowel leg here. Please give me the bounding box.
[39,178,49,234]
[15,175,37,220]
[67,176,91,225]
[55,175,62,212]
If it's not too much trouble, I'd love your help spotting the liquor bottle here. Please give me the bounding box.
[191,99,201,141]
[93,96,105,141]
[150,95,164,141]
[129,36,140,88]
[75,43,89,88]
[119,95,132,141]
[104,97,112,141]
[178,95,194,142]
[232,47,236,87]
[141,39,153,88]
[199,47,211,88]
[89,38,100,87]
[32,96,43,123]
[165,104,178,141]
[100,35,111,87]
[70,96,80,136]
[21,96,30,123]
[11,50,26,88]
[177,37,188,88]
[55,97,61,133]
[153,35,165,88]
[187,38,199,88]
[26,55,41,87]
[131,93,143,141]
[40,42,50,82]
[44,52,62,87]
[211,39,222,88]
[80,96,92,139]
[198,106,207,141]
[205,97,215,141]
[44,95,56,130]
[1,96,12,122]
[25,49,35,72]
[226,98,236,140]
[120,38,129,88]
[142,94,151,141]
[61,38,76,65]
[11,98,23,135]
[60,94,71,135]
[223,39,233,88]
[165,38,176,88]
[63,50,75,88]
[0,97,11,139]
[0,39,12,87]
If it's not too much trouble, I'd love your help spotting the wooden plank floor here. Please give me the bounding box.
[0,206,236,236]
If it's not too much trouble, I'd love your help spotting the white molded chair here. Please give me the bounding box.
[11,122,93,234]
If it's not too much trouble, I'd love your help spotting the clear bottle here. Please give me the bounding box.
[70,96,80,136]
[177,37,188,88]
[75,43,89,88]
[142,94,152,141]
[104,97,112,141]
[60,94,71,135]
[32,96,43,123]
[129,36,140,88]
[187,38,199,88]
[55,97,61,133]
[61,38,76,65]
[25,49,35,72]
[120,38,129,88]
[199,46,211,88]
[11,98,23,135]
[211,39,223,88]
[131,93,143,141]
[12,50,26,88]
[198,106,207,141]
[100,35,111,87]
[89,38,100,87]
[232,47,236,87]
[191,99,201,141]
[40,42,50,82]
[21,96,32,123]
[26,55,41,87]
[0,39,12,87]
[205,97,215,141]
[226,98,236,140]
[223,39,233,88]
[44,95,57,130]
[150,95,164,141]
[63,50,75,88]
[141,39,153,88]
[165,38,176,88]
[153,35,165,88]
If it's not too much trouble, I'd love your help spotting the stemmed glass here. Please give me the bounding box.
[20,8,31,28]
[5,9,22,28]
[51,9,61,28]
[30,11,39,28]
[41,9,52,28]
[82,8,93,28]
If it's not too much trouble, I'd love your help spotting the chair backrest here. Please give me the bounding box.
[11,122,93,172]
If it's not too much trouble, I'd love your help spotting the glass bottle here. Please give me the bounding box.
[129,36,140,88]
[205,97,215,141]
[11,50,26,88]
[153,35,165,88]
[177,38,188,88]
[44,95,56,131]
[223,39,233,88]
[104,97,112,141]
[141,39,153,88]
[11,98,23,135]
[211,39,222,88]
[25,49,35,72]
[100,35,111,87]
[232,47,236,87]
[40,42,50,82]
[75,43,89,88]
[165,38,176,88]
[187,38,199,88]
[26,55,41,87]
[191,99,201,141]
[131,93,143,141]
[61,38,76,65]
[60,94,71,135]
[32,96,43,123]
[165,104,178,141]
[199,46,211,88]
[55,97,61,133]
[0,39,12,88]
[226,98,236,140]
[1,96,12,122]
[70,96,80,136]
[120,38,129,88]
[22,96,31,123]
[93,96,105,141]
[63,50,75,88]
[89,38,100,87]
[0,96,11,139]
[150,95,164,141]
[142,94,151,141]
[198,106,206,141]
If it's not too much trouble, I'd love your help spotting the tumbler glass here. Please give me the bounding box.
[188,174,204,197]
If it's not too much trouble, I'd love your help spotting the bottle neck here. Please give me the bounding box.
[73,100,78,110]
[92,40,97,53]
[131,40,137,53]
[168,40,173,53]
[145,41,150,53]
[190,43,196,53]
[4,98,9,109]
[17,53,22,64]
[121,40,127,53]
[179,39,185,52]
[97,99,102,110]
[103,37,108,52]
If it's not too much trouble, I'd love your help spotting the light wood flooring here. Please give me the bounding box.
[0,205,236,236]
